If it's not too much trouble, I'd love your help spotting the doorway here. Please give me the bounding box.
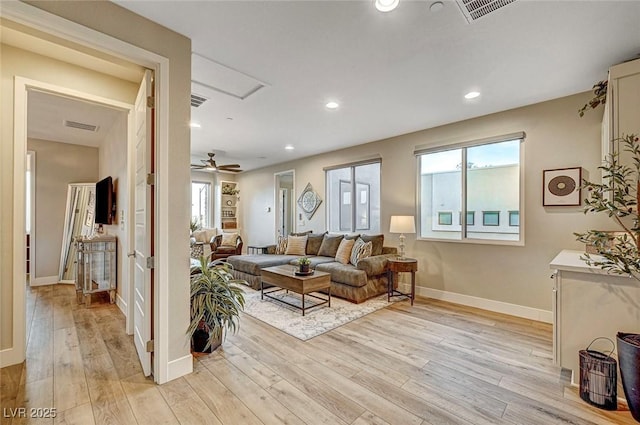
[274,170,295,238]
[25,151,35,285]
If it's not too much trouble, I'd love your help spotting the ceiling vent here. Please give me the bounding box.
[455,0,517,22]
[64,120,99,132]
[191,93,208,108]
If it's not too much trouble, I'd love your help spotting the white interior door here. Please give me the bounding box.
[133,70,154,376]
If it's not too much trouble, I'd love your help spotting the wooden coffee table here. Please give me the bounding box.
[261,265,331,316]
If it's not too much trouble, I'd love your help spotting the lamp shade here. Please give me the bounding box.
[389,215,416,234]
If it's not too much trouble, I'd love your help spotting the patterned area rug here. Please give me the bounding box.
[242,288,397,341]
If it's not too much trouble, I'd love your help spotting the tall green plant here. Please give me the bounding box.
[575,133,640,281]
[188,257,245,350]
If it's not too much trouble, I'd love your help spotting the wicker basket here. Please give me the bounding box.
[579,338,617,410]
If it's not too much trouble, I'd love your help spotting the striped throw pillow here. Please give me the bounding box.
[285,235,308,255]
[350,238,372,266]
[335,238,355,265]
[275,235,288,254]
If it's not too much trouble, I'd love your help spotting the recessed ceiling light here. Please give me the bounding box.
[375,0,399,12]
[189,121,201,128]
[464,91,480,100]
[285,145,295,151]
[325,101,340,109]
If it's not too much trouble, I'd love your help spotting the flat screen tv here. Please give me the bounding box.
[95,176,114,225]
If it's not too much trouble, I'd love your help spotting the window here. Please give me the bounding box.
[438,212,452,225]
[509,210,520,227]
[191,181,212,228]
[326,160,380,233]
[483,211,500,226]
[416,133,523,243]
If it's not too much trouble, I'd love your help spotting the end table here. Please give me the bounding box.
[387,258,417,305]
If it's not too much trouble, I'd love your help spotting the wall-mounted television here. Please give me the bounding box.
[95,176,115,225]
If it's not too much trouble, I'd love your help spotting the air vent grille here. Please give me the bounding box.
[456,0,517,22]
[191,93,208,108]
[64,120,99,132]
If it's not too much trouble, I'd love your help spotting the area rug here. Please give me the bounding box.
[241,288,397,341]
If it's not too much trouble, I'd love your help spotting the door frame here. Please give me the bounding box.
[274,169,296,239]
[4,2,177,383]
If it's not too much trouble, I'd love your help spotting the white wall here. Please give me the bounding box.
[27,139,99,280]
[99,112,129,304]
[237,91,612,314]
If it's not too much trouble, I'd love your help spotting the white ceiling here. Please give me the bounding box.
[7,1,640,171]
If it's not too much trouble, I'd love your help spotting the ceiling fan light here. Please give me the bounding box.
[375,0,399,12]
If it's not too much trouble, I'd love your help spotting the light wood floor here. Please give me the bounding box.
[1,284,636,425]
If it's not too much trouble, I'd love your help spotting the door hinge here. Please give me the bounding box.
[146,340,154,353]
[146,96,155,108]
[146,256,154,269]
[146,173,155,185]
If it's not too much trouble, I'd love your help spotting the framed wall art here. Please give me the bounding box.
[543,167,582,206]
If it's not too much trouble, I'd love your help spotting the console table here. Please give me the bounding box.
[387,258,417,305]
[76,235,117,306]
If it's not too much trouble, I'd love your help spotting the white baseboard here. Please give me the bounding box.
[400,284,553,323]
[30,275,58,286]
[0,346,23,368]
[165,353,193,383]
[116,293,127,316]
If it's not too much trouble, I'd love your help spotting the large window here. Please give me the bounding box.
[416,133,523,243]
[326,160,381,233]
[191,181,212,228]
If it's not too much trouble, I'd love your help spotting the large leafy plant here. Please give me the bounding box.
[188,258,245,350]
[575,134,640,281]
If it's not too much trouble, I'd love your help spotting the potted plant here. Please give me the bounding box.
[187,257,245,353]
[298,257,311,274]
[190,217,201,234]
[578,80,607,117]
[575,133,640,421]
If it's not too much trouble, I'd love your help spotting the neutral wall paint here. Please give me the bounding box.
[1,43,138,350]
[27,139,99,280]
[237,92,612,312]
[99,112,130,303]
[3,1,191,376]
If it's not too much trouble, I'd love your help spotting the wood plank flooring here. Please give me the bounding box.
[1,283,637,424]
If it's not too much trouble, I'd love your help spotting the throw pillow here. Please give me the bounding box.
[275,235,288,254]
[361,234,384,256]
[350,237,365,266]
[221,232,239,246]
[305,232,327,256]
[357,241,373,263]
[317,234,344,257]
[285,235,308,255]
[335,238,355,265]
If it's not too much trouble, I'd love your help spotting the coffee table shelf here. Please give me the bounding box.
[261,265,331,316]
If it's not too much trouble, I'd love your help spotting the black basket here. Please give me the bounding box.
[579,337,617,410]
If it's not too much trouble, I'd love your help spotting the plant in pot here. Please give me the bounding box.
[187,257,245,353]
[575,133,640,421]
[190,217,201,234]
[298,257,311,274]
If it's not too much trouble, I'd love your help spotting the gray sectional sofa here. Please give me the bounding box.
[226,233,398,303]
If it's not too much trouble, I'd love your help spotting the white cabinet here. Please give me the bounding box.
[602,58,640,164]
[550,250,640,386]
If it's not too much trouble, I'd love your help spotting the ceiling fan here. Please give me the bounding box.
[190,152,243,173]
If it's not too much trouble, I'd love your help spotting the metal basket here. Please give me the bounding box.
[579,337,617,410]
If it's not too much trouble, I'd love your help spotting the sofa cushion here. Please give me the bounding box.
[335,238,355,265]
[227,254,298,276]
[221,232,239,246]
[192,227,218,243]
[361,234,384,256]
[316,262,368,288]
[285,235,308,255]
[356,254,393,276]
[306,233,326,256]
[317,234,344,257]
[288,256,335,268]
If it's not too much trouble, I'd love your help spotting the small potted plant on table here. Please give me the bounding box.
[298,257,311,274]
[188,257,245,353]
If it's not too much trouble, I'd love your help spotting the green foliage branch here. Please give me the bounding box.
[575,134,640,281]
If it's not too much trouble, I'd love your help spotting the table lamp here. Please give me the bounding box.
[389,215,416,260]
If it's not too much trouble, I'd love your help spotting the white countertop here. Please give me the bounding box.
[550,249,612,275]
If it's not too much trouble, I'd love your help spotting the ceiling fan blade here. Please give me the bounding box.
[219,164,241,168]
[190,164,206,169]
[221,168,243,173]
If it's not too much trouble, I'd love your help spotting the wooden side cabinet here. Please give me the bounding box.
[76,235,117,306]
[387,258,417,305]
